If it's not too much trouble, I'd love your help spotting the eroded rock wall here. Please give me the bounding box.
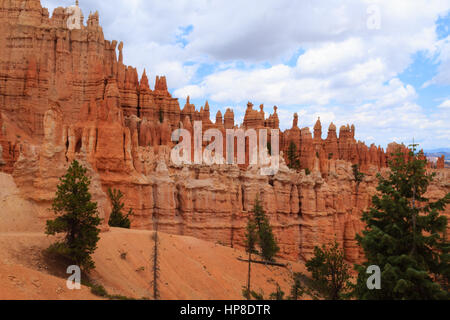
[1,1,448,264]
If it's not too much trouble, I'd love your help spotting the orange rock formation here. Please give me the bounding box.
[0,0,448,263]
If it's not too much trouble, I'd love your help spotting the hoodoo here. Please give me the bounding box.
[0,0,448,265]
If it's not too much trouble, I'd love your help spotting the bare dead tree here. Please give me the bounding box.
[151,223,160,300]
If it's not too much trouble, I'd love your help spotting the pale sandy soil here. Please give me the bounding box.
[0,173,44,232]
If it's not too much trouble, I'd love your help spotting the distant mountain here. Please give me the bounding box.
[424,149,449,168]
[424,148,449,161]
[424,148,450,154]
[425,152,449,158]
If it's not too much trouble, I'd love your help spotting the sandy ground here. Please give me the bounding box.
[0,230,305,300]
[0,173,44,232]
[0,263,99,300]
[0,232,100,300]
[91,228,305,300]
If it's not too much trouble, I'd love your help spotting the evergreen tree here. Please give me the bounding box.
[352,164,365,184]
[252,198,280,262]
[287,142,300,170]
[244,214,258,300]
[289,273,305,300]
[243,198,280,299]
[267,142,272,155]
[354,146,450,300]
[352,164,366,200]
[269,283,285,300]
[46,160,101,272]
[305,241,352,300]
[107,188,133,229]
[159,108,164,123]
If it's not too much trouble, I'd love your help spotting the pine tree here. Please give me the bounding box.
[289,273,305,300]
[354,145,450,300]
[252,198,280,262]
[46,160,101,272]
[269,283,285,300]
[305,241,352,300]
[159,108,164,123]
[244,215,258,300]
[352,164,365,185]
[107,188,133,229]
[287,142,300,170]
[352,164,366,204]
[243,198,280,299]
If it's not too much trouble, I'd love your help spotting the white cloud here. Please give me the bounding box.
[438,99,450,108]
[296,38,367,76]
[428,35,450,86]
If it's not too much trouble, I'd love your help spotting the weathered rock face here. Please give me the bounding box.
[9,91,449,263]
[0,0,182,143]
[0,112,22,173]
[437,156,445,169]
[12,100,111,224]
[280,117,393,175]
[1,1,448,264]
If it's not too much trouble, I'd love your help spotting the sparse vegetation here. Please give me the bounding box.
[159,108,164,123]
[252,198,280,262]
[242,287,264,300]
[269,283,285,300]
[90,283,108,297]
[244,208,258,300]
[243,198,280,300]
[352,164,365,184]
[88,281,136,300]
[107,188,133,229]
[287,142,300,170]
[304,241,352,300]
[288,273,306,300]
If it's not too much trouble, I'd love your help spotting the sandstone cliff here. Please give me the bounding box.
[0,0,448,264]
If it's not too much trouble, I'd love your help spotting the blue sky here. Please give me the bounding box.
[43,0,450,150]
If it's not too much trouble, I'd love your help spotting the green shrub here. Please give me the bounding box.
[108,188,133,229]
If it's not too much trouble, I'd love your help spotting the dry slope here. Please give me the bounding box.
[0,230,305,300]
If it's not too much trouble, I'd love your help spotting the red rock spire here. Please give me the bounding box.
[314,117,322,140]
[139,69,150,91]
[293,113,299,128]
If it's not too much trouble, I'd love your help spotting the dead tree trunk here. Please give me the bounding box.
[247,251,252,300]
[151,223,160,300]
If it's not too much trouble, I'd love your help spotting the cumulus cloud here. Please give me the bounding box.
[438,99,450,108]
[427,35,450,86]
